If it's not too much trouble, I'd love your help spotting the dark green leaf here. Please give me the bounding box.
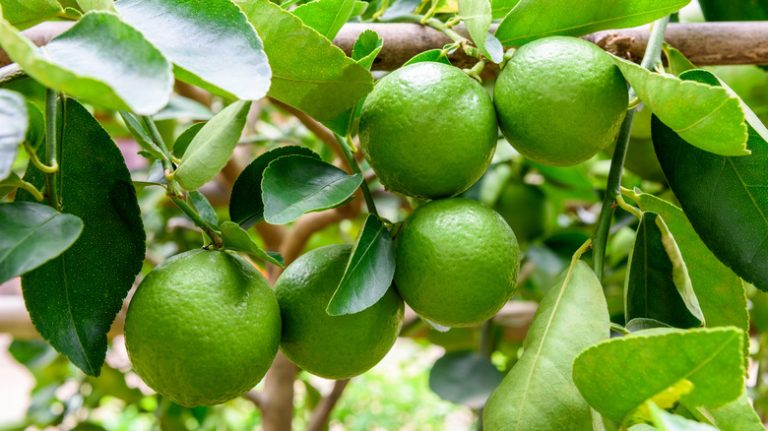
[220,221,284,267]
[573,327,745,424]
[175,101,251,191]
[0,202,83,283]
[429,351,503,409]
[0,89,26,181]
[0,11,173,114]
[188,191,218,228]
[16,99,146,376]
[293,0,356,40]
[238,0,373,121]
[495,0,689,46]
[403,49,452,66]
[262,155,362,224]
[327,214,395,315]
[229,146,319,228]
[625,212,703,328]
[115,0,271,100]
[0,0,62,30]
[699,0,768,21]
[172,122,205,158]
[459,0,503,63]
[484,261,610,431]
[491,0,519,19]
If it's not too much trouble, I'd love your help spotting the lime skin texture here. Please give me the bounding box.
[359,61,499,199]
[125,249,281,407]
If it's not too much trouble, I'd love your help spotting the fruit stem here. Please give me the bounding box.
[170,196,223,248]
[15,178,45,201]
[334,133,379,217]
[23,140,58,174]
[592,15,669,280]
[44,89,61,208]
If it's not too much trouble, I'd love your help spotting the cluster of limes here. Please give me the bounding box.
[123,35,629,407]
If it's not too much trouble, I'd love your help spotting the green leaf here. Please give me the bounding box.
[612,58,749,156]
[0,202,83,283]
[632,193,749,332]
[483,260,610,431]
[699,0,768,21]
[174,101,251,191]
[172,122,205,158]
[77,0,115,12]
[459,0,502,63]
[0,89,27,181]
[188,191,218,228]
[0,0,62,30]
[664,45,696,76]
[625,212,703,328]
[115,0,271,101]
[651,76,768,291]
[153,95,212,122]
[16,99,146,376]
[220,221,284,267]
[262,155,362,225]
[429,351,503,409]
[495,0,689,46]
[403,49,452,66]
[293,0,356,40]
[0,172,22,198]
[378,0,421,20]
[706,392,764,431]
[327,214,395,315]
[649,403,718,431]
[573,327,745,424]
[0,10,173,114]
[491,0,519,19]
[238,0,373,121]
[229,146,319,228]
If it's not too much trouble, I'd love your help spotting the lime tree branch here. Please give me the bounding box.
[592,16,669,279]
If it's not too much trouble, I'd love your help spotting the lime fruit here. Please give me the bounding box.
[125,249,280,407]
[359,62,498,199]
[395,198,521,327]
[494,36,628,166]
[494,182,547,243]
[275,244,404,379]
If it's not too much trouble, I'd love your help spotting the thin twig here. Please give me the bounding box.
[307,379,351,431]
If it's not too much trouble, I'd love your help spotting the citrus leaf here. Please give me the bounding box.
[0,0,62,30]
[77,0,116,12]
[0,10,173,115]
[459,0,503,63]
[495,0,689,46]
[651,73,768,292]
[115,0,270,101]
[220,221,284,267]
[175,101,251,191]
[573,327,745,424]
[483,260,610,431]
[153,95,212,122]
[632,193,749,332]
[0,172,22,198]
[237,0,373,121]
[429,351,503,409]
[625,212,703,328]
[403,49,452,66]
[327,214,395,316]
[706,392,764,431]
[699,0,768,21]
[491,0,519,19]
[261,155,362,225]
[0,202,83,283]
[612,58,749,157]
[229,146,320,228]
[293,0,356,40]
[16,98,146,376]
[648,403,718,431]
[0,89,26,181]
[172,122,205,158]
[188,191,218,228]
[664,45,696,76]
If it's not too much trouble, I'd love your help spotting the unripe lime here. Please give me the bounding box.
[125,250,280,407]
[494,182,547,243]
[494,36,628,166]
[359,62,498,199]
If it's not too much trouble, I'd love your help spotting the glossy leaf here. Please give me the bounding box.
[403,49,452,66]
[649,403,718,431]
[0,0,62,30]
[706,392,764,431]
[495,0,689,46]
[293,0,356,40]
[238,0,373,121]
[17,99,146,376]
[699,0,768,21]
[483,261,610,431]
[491,0,519,19]
[229,146,319,228]
[0,89,26,181]
[0,10,172,114]
[175,101,251,191]
[632,193,748,331]
[172,122,205,158]
[115,0,270,101]
[429,351,503,409]
[459,0,503,63]
[327,214,395,315]
[0,202,83,283]
[573,327,745,424]
[188,191,218,228]
[625,212,703,328]
[613,58,749,156]
[664,45,695,76]
[220,221,284,267]
[262,155,362,224]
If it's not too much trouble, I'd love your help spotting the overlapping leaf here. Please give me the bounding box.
[459,0,503,63]
[0,89,26,180]
[293,0,356,40]
[220,221,284,267]
[0,0,62,30]
[429,351,503,409]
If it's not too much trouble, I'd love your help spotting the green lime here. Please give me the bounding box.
[395,198,521,327]
[125,249,280,407]
[494,36,628,166]
[275,244,404,379]
[494,182,547,243]
[359,62,498,199]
